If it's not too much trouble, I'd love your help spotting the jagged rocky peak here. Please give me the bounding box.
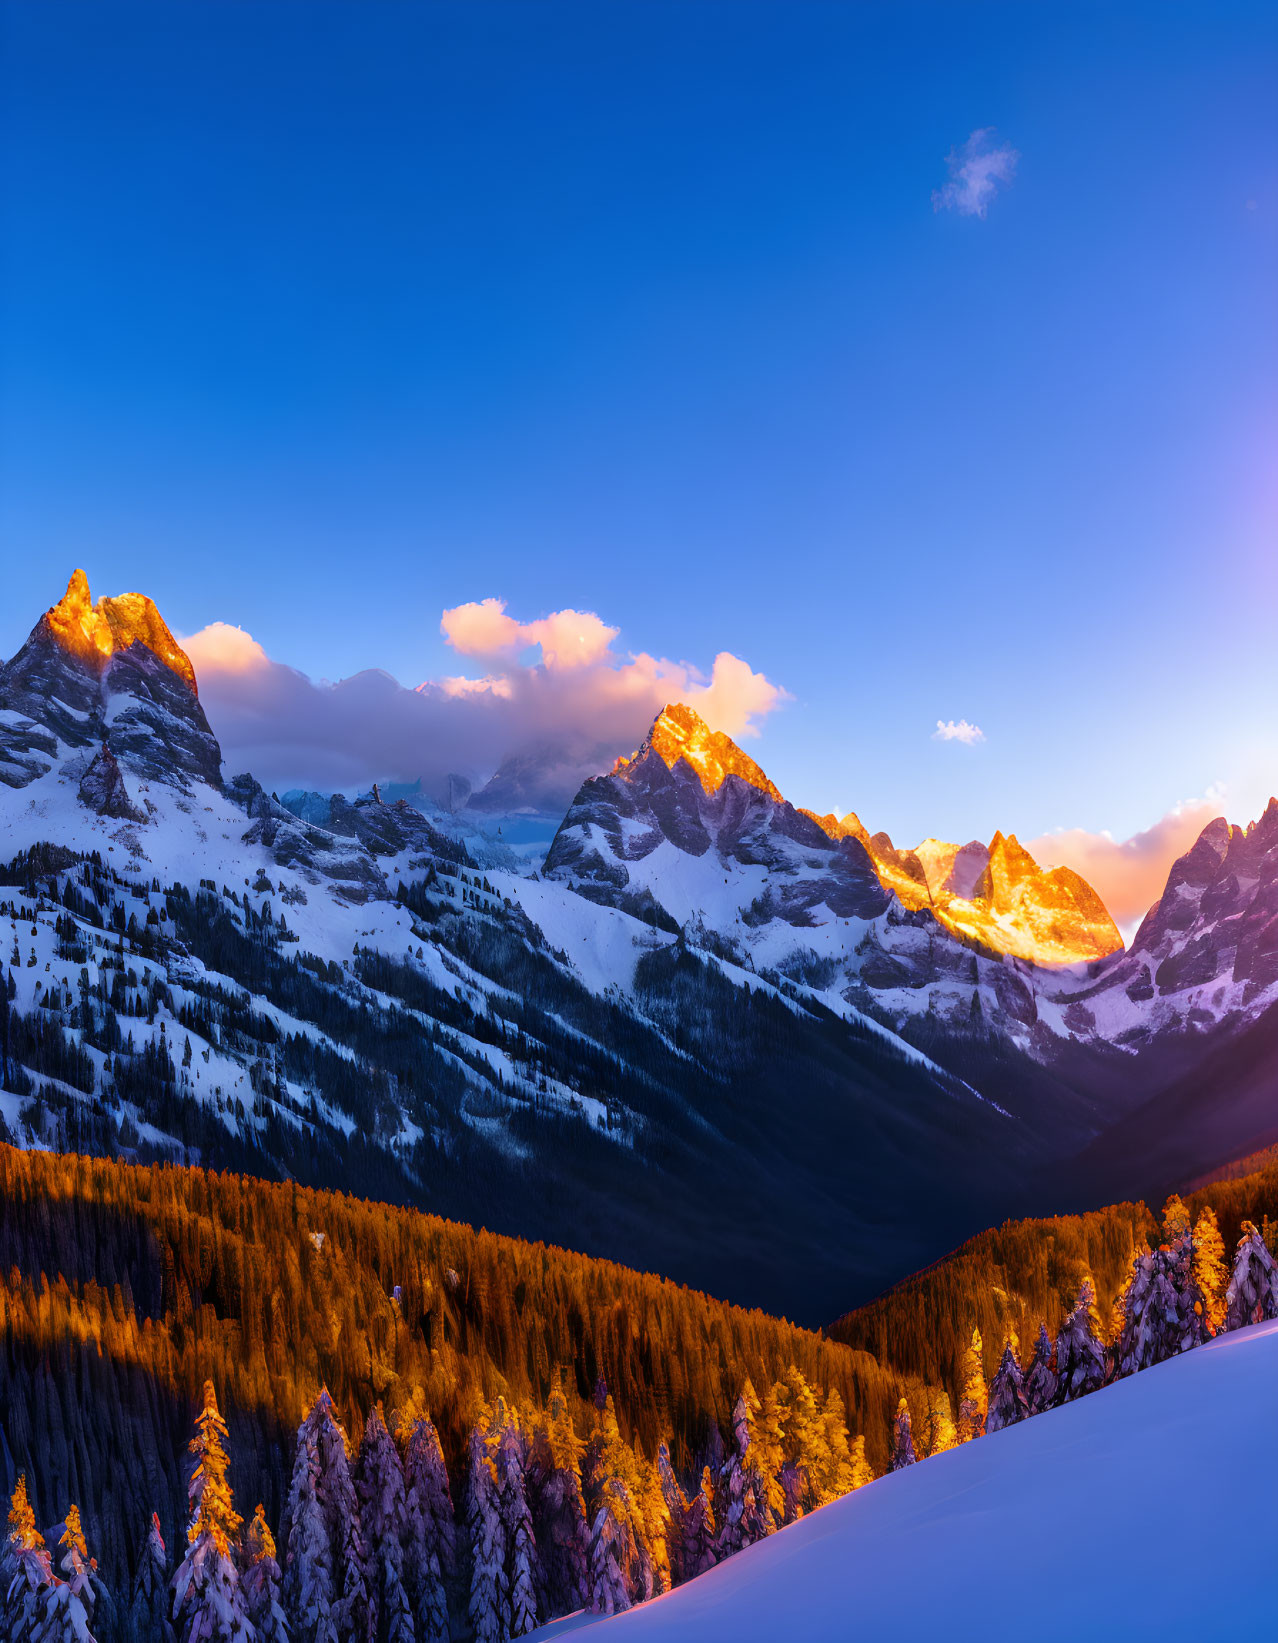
[42,568,200,693]
[0,568,222,791]
[617,702,785,802]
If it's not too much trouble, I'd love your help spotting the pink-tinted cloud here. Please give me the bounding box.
[441,597,619,670]
[180,601,787,805]
[183,621,269,676]
[1028,799,1224,931]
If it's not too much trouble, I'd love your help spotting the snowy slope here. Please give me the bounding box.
[535,1320,1278,1643]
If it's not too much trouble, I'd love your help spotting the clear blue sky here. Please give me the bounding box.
[2,1,1275,845]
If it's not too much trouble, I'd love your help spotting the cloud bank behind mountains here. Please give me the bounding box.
[182,599,787,807]
[1028,798,1225,932]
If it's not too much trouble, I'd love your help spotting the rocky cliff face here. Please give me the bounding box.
[1051,801,1278,1046]
[546,702,1119,974]
[0,569,221,790]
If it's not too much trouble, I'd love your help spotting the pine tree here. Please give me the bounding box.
[306,1392,373,1643]
[401,1418,453,1643]
[1023,1324,1057,1416]
[985,1344,1029,1432]
[241,1508,289,1643]
[581,1398,652,1605]
[847,1436,874,1491]
[356,1407,414,1643]
[131,1514,176,1643]
[716,1384,768,1558]
[495,1416,537,1637]
[170,1381,251,1642]
[682,1471,716,1582]
[914,1385,957,1460]
[282,1423,335,1643]
[1193,1207,1227,1337]
[811,1389,855,1507]
[888,1399,916,1471]
[32,1504,101,1643]
[1054,1281,1106,1402]
[525,1381,588,1621]
[587,1482,634,1618]
[465,1423,507,1643]
[955,1327,987,1441]
[1224,1221,1278,1330]
[3,1477,54,1643]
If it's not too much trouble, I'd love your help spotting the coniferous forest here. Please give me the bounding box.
[1,1142,1276,1640]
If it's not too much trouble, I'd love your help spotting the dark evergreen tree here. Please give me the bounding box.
[495,1417,537,1638]
[130,1515,176,1643]
[355,1407,413,1643]
[1054,1281,1106,1403]
[242,1505,290,1643]
[526,1386,588,1621]
[401,1418,453,1643]
[282,1423,335,1643]
[465,1424,507,1643]
[888,1399,916,1472]
[1023,1324,1057,1416]
[984,1344,1029,1433]
[1225,1221,1278,1330]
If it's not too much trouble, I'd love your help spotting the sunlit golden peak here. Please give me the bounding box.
[43,569,199,695]
[616,702,785,800]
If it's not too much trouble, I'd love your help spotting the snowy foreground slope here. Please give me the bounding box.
[534,1320,1278,1643]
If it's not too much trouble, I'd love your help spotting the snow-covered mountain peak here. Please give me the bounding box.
[0,569,221,795]
[616,702,785,802]
[43,567,200,695]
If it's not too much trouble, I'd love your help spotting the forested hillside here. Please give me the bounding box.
[829,1154,1278,1403]
[0,1145,903,1594]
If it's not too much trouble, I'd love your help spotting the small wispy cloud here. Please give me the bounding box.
[932,128,1019,219]
[933,718,985,745]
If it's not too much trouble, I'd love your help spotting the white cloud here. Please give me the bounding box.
[933,718,985,745]
[932,128,1019,218]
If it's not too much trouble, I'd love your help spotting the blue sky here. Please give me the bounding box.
[2,1,1275,870]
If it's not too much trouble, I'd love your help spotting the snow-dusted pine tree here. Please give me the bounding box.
[495,1416,538,1637]
[587,1482,635,1618]
[356,1407,414,1643]
[131,1514,176,1643]
[170,1381,252,1642]
[1023,1324,1057,1416]
[465,1423,508,1643]
[281,1422,335,1643]
[402,1417,454,1643]
[31,1504,100,1643]
[2,1477,54,1643]
[1054,1281,1107,1402]
[241,1507,289,1643]
[985,1344,1029,1432]
[955,1327,987,1442]
[307,1391,373,1643]
[1224,1221,1278,1330]
[888,1399,915,1472]
[716,1384,769,1559]
[682,1471,717,1582]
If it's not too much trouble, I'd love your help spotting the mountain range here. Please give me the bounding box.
[2,570,1275,1322]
